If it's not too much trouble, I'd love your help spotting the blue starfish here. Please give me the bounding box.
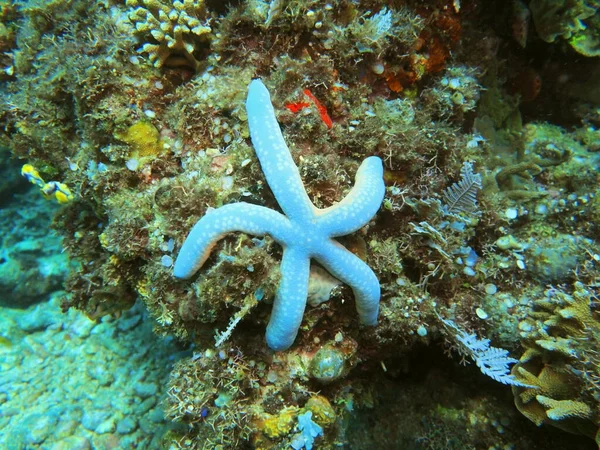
[174,79,385,351]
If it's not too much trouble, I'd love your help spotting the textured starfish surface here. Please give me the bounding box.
[174,79,385,351]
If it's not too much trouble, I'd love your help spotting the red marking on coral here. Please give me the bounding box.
[285,101,311,113]
[303,89,333,129]
[420,32,450,74]
[383,70,406,93]
[432,9,462,43]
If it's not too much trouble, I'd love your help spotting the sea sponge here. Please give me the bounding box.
[117,121,164,159]
[257,407,299,439]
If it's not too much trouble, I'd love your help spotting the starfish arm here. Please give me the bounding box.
[246,79,315,223]
[314,240,380,326]
[315,156,385,236]
[265,246,310,351]
[174,202,290,279]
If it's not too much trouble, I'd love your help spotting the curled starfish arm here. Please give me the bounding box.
[315,240,380,326]
[266,246,311,351]
[246,79,314,222]
[174,202,290,279]
[315,156,385,237]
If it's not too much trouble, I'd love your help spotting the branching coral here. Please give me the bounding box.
[126,0,212,70]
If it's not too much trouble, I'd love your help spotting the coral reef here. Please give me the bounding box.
[175,79,385,351]
[1,0,599,448]
[512,283,600,444]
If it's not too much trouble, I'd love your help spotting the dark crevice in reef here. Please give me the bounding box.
[344,344,596,450]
